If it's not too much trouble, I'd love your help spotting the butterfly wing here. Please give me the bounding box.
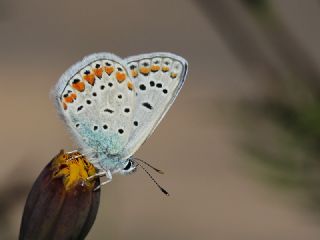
[121,52,188,159]
[53,53,136,169]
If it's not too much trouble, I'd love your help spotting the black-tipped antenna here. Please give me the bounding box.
[136,163,169,196]
[134,158,164,174]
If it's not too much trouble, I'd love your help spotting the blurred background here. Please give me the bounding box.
[1,0,320,239]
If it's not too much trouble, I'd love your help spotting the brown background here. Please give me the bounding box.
[1,0,320,239]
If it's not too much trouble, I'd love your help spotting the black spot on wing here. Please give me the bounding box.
[104,108,114,113]
[142,102,153,110]
[139,84,146,91]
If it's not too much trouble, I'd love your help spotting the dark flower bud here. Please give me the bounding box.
[19,150,100,240]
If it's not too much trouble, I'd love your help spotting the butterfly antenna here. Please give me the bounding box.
[136,163,169,196]
[133,157,164,174]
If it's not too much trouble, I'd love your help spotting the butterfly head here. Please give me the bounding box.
[119,158,137,175]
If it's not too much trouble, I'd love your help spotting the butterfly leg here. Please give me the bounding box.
[66,150,79,154]
[65,150,87,161]
[93,170,112,191]
[87,171,107,180]
[69,154,85,161]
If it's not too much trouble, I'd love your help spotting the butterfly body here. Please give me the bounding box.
[53,52,188,178]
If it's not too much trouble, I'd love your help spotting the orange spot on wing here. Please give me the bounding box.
[127,81,134,90]
[140,67,150,75]
[131,70,138,78]
[70,93,77,100]
[105,66,114,75]
[72,82,85,92]
[93,68,103,78]
[151,65,160,72]
[63,102,67,110]
[64,95,74,103]
[83,74,95,86]
[170,73,177,79]
[116,72,126,83]
[162,66,170,72]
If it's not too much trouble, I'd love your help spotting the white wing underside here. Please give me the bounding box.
[54,52,187,169]
[122,53,187,159]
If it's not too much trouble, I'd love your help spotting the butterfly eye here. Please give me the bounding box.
[123,160,132,171]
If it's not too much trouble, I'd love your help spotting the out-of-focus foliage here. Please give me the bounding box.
[240,0,320,210]
[197,0,320,212]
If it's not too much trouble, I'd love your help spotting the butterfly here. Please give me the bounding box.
[53,52,188,192]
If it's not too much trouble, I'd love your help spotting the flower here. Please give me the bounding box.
[19,150,100,240]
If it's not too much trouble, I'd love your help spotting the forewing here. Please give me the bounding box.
[54,53,136,156]
[121,52,188,158]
